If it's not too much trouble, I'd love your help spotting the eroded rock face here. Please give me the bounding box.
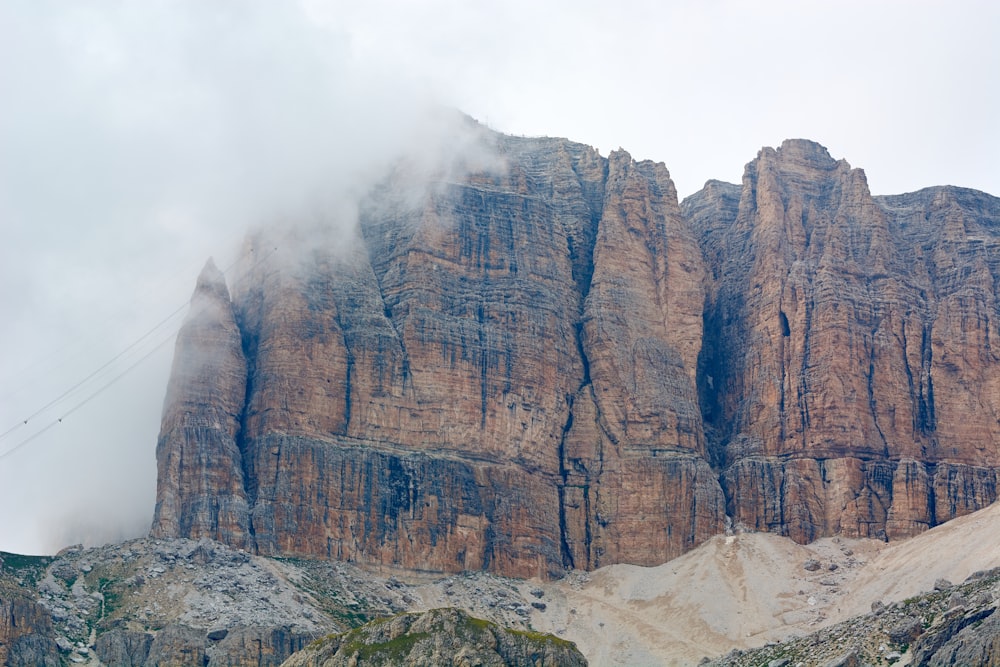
[153,128,724,576]
[152,128,1000,576]
[95,628,153,666]
[687,139,1000,543]
[151,259,251,549]
[0,596,60,667]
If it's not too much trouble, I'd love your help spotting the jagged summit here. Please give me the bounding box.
[192,257,228,300]
[152,132,1000,579]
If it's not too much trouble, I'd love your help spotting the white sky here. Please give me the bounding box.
[1,0,998,555]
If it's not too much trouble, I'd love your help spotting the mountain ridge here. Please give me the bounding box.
[151,126,1000,579]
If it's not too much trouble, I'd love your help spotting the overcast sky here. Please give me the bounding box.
[1,0,998,555]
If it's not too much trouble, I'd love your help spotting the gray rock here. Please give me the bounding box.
[822,647,861,667]
[6,635,62,667]
[946,591,968,609]
[146,624,206,667]
[913,606,997,666]
[94,629,154,667]
[186,541,216,565]
[887,616,924,645]
[933,578,953,591]
[206,626,316,667]
[803,559,821,571]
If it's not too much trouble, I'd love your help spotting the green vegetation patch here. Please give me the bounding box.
[0,552,54,571]
[0,552,54,586]
[353,631,431,662]
[508,627,577,650]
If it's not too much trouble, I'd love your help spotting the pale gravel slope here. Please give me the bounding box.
[510,501,1000,666]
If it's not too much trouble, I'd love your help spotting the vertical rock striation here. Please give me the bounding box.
[0,595,61,667]
[151,259,251,548]
[153,127,1000,576]
[153,128,725,577]
[686,139,1000,543]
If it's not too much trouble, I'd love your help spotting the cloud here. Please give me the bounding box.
[1,0,998,555]
[0,0,479,553]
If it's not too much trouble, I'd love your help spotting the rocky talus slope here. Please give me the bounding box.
[0,537,572,666]
[152,125,1000,577]
[4,499,1000,665]
[708,568,1000,667]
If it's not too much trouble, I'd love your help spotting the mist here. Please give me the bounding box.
[0,0,486,554]
[3,0,998,555]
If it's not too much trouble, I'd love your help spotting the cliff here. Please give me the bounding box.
[152,127,1000,577]
[686,140,1000,543]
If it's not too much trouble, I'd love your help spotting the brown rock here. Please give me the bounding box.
[94,628,153,667]
[0,595,60,666]
[208,626,316,667]
[153,129,1000,576]
[153,129,725,577]
[689,139,1000,545]
[146,624,207,667]
[150,259,251,549]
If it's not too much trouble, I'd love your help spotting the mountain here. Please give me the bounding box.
[5,501,1000,665]
[687,141,1000,544]
[151,123,1000,580]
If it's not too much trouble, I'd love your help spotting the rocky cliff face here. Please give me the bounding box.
[152,126,1000,577]
[686,140,1000,544]
[0,594,61,666]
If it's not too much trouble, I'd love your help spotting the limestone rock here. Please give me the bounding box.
[152,129,1000,576]
[0,595,60,667]
[94,627,153,666]
[688,139,1000,545]
[153,130,724,576]
[4,634,61,667]
[918,607,1000,666]
[208,626,317,667]
[279,607,586,667]
[151,259,251,549]
[146,623,207,666]
[886,616,923,645]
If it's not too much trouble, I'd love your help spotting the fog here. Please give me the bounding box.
[0,0,495,553]
[1,0,998,554]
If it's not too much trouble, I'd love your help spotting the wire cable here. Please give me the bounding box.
[0,303,188,443]
[0,328,178,461]
[0,242,278,455]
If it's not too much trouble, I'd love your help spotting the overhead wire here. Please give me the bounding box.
[0,249,222,403]
[0,329,178,461]
[0,303,189,443]
[0,243,277,461]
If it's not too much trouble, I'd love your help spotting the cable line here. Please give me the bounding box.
[0,242,278,456]
[0,303,188,443]
[0,328,178,461]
